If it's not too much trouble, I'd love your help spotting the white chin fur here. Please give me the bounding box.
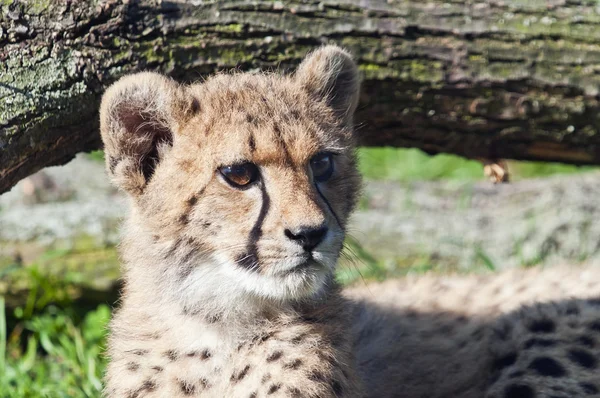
[174,253,335,317]
[216,252,333,300]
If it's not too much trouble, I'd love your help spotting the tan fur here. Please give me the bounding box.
[101,46,600,398]
[346,265,600,397]
[101,46,362,397]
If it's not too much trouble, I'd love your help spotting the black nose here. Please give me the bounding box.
[285,225,328,252]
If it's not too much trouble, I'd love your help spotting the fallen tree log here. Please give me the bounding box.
[2,0,600,193]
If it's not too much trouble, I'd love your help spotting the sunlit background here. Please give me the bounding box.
[0,145,597,395]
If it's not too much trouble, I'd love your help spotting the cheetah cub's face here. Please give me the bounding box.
[100,46,360,304]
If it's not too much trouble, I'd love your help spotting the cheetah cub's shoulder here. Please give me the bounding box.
[101,46,363,397]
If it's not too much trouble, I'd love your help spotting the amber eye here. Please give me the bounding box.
[310,153,334,182]
[219,162,259,188]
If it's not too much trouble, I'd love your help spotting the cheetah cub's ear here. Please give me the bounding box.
[295,45,360,124]
[99,72,198,196]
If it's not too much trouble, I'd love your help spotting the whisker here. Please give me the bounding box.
[339,238,373,290]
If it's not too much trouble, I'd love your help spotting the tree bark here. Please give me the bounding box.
[2,0,600,193]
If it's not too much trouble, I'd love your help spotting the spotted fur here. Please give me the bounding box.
[102,46,362,397]
[346,266,600,398]
[101,45,600,398]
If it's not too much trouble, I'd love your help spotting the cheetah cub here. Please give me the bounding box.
[101,46,363,397]
[101,46,600,398]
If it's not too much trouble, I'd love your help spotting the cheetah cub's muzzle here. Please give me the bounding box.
[100,45,361,307]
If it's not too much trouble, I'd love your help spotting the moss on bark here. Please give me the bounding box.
[3,0,600,193]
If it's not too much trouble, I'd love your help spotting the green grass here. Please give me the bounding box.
[336,236,502,286]
[0,263,110,397]
[86,151,105,163]
[357,147,595,182]
[0,236,121,397]
[1,303,109,397]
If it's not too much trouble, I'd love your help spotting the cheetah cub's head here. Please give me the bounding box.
[100,46,360,305]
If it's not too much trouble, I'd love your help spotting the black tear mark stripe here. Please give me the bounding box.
[315,183,342,228]
[237,182,270,272]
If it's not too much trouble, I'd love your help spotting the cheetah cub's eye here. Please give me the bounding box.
[219,162,259,188]
[310,153,334,182]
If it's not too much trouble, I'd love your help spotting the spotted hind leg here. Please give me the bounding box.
[485,299,600,398]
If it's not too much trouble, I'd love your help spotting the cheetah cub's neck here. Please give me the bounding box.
[101,46,363,397]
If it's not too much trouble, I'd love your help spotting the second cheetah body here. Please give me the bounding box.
[349,266,600,398]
